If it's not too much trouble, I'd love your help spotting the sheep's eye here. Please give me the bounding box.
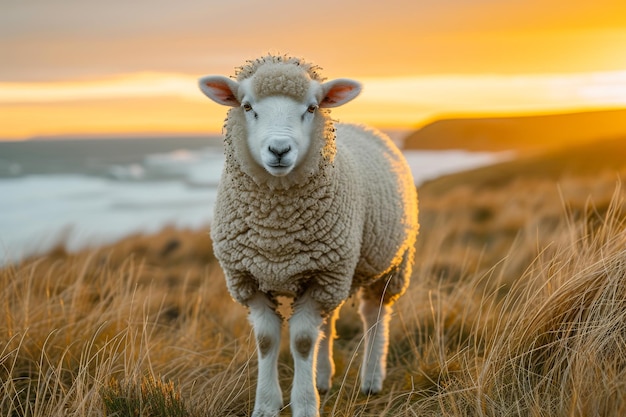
[307,104,318,114]
[243,103,253,112]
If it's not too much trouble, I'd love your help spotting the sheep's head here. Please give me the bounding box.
[199,56,361,180]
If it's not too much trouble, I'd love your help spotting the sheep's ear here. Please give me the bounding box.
[198,75,241,107]
[319,79,362,108]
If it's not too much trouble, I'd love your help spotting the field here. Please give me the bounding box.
[2,139,626,416]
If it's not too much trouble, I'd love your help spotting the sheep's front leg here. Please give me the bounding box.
[359,294,392,394]
[289,292,324,417]
[248,293,283,417]
[316,308,338,393]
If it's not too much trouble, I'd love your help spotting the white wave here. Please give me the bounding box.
[404,150,513,185]
[104,146,225,185]
[108,163,145,180]
[0,175,215,264]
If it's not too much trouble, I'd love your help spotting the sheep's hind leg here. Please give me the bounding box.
[248,293,283,417]
[289,292,324,417]
[358,287,392,395]
[316,307,338,393]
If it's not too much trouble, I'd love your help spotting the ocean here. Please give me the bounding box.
[0,135,507,264]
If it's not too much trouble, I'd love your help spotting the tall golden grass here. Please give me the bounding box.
[1,169,625,416]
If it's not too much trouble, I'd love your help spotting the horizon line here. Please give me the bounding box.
[2,106,626,143]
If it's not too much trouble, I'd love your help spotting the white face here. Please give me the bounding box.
[239,94,318,177]
[199,72,362,177]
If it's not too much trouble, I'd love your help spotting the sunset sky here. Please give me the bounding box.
[2,0,626,140]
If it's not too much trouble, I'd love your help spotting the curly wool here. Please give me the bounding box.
[252,63,311,101]
[213,125,418,311]
[236,55,325,103]
[211,57,418,312]
[213,137,358,309]
[235,54,325,83]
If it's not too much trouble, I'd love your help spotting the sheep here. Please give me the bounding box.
[198,54,419,417]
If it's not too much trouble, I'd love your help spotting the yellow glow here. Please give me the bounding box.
[1,97,217,139]
[2,70,626,140]
[0,73,201,103]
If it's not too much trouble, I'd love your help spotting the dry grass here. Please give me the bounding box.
[2,167,626,416]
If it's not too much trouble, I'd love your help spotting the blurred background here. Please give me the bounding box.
[1,0,626,263]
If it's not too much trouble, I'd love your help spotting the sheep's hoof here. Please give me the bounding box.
[361,386,381,396]
[360,380,383,396]
[252,409,280,417]
[292,408,320,417]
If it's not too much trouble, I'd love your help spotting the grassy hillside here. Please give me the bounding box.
[420,135,626,194]
[403,108,626,151]
[2,144,626,416]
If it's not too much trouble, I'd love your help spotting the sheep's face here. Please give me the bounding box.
[199,70,361,177]
[238,92,317,176]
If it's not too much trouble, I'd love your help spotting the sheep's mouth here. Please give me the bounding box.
[265,162,294,176]
[264,155,296,174]
[268,161,292,168]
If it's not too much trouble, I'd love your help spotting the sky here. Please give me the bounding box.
[2,0,626,140]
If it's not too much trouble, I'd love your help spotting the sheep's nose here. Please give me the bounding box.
[268,144,291,158]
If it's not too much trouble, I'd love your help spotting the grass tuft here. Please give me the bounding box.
[101,375,189,417]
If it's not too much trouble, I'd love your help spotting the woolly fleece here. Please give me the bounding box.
[211,55,419,312]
